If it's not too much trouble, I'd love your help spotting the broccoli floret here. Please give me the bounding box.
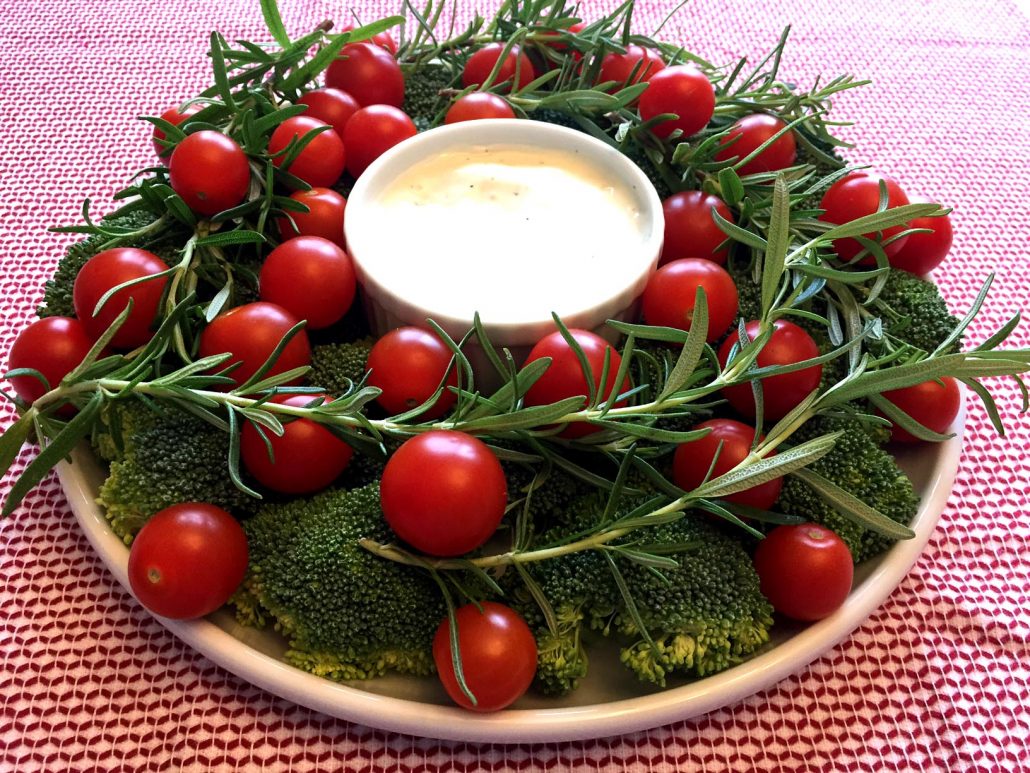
[870,268,961,353]
[235,483,446,680]
[402,64,456,125]
[94,400,259,542]
[307,337,374,395]
[38,211,176,318]
[620,141,673,200]
[775,413,919,562]
[509,493,773,691]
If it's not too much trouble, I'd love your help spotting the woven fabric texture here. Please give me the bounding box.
[1,0,1028,770]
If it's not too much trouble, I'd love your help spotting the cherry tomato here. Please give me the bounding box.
[343,105,417,178]
[72,247,168,349]
[714,114,797,175]
[268,116,346,188]
[753,523,854,621]
[445,93,516,124]
[168,130,251,216]
[380,430,508,556]
[5,317,95,404]
[198,302,311,389]
[818,171,911,263]
[297,87,360,134]
[259,236,356,330]
[522,329,629,439]
[672,419,782,509]
[718,320,822,420]
[127,503,249,620]
[638,65,715,139]
[276,187,347,248]
[888,196,953,275]
[366,327,457,419]
[641,258,739,342]
[462,43,536,91]
[325,42,405,108]
[540,20,587,58]
[432,601,538,712]
[598,44,665,89]
[152,104,201,158]
[660,191,734,265]
[340,23,398,54]
[240,394,353,494]
[880,376,961,443]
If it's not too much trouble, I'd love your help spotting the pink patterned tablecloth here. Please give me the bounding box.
[2,0,1028,769]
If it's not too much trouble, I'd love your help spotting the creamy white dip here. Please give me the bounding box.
[360,144,651,325]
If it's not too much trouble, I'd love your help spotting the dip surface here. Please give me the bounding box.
[360,144,651,325]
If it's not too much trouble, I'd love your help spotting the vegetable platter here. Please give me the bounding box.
[1,0,1027,743]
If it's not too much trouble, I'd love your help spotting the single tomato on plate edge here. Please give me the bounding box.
[56,395,964,743]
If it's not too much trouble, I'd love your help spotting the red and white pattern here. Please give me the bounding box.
[2,0,1028,769]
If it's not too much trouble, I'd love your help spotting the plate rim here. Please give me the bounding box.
[56,401,965,743]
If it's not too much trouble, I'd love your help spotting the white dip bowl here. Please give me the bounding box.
[344,119,664,386]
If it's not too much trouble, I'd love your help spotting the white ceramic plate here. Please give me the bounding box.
[57,401,964,743]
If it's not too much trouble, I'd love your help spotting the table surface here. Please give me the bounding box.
[2,0,1028,770]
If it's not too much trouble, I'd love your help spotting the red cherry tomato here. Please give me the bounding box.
[672,419,782,509]
[5,317,95,404]
[380,430,508,556]
[198,302,311,389]
[276,187,347,248]
[268,116,346,188]
[718,320,822,420]
[888,196,953,275]
[880,376,961,443]
[127,503,249,620]
[445,93,516,124]
[259,236,356,330]
[753,523,854,621]
[462,43,536,91]
[638,65,715,139]
[598,44,665,89]
[819,171,911,263]
[432,601,538,712]
[72,247,168,349]
[522,329,629,439]
[297,87,360,134]
[168,130,251,216]
[325,42,405,108]
[153,104,201,158]
[340,23,398,54]
[660,191,734,265]
[641,258,739,342]
[343,105,417,178]
[714,114,797,175]
[240,394,353,494]
[366,327,457,419]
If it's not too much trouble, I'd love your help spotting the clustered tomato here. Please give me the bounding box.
[276,187,348,247]
[343,105,417,177]
[753,524,854,621]
[366,327,457,419]
[433,602,537,711]
[522,329,629,438]
[259,236,356,330]
[673,418,783,510]
[169,130,251,216]
[127,503,249,620]
[268,116,346,188]
[380,430,508,556]
[880,376,961,443]
[661,191,734,265]
[240,394,353,494]
[462,43,536,90]
[641,258,739,342]
[297,87,360,134]
[639,64,715,139]
[718,320,822,420]
[5,317,95,405]
[72,247,169,349]
[326,42,405,107]
[445,93,516,124]
[714,114,797,175]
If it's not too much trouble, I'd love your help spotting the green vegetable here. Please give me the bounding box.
[307,337,375,395]
[401,63,454,124]
[233,482,446,680]
[870,268,962,354]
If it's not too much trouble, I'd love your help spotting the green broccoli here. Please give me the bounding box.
[509,492,773,691]
[38,211,177,318]
[775,412,918,562]
[94,399,260,542]
[869,268,961,353]
[307,337,374,395]
[402,63,456,125]
[233,482,446,680]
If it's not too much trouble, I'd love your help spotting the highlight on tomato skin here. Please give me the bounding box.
[432,601,538,712]
[168,130,251,217]
[641,258,740,342]
[258,236,356,330]
[5,317,96,405]
[326,42,405,107]
[660,191,735,266]
[366,327,458,419]
[714,114,798,176]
